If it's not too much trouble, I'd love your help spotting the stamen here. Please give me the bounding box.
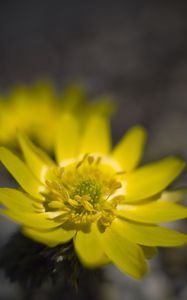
[42,153,125,230]
[95,156,102,165]
[53,167,65,178]
[88,155,94,165]
[76,153,89,169]
[68,198,80,208]
[32,203,45,213]
[48,201,63,209]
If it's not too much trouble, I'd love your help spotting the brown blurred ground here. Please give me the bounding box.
[0,1,187,299]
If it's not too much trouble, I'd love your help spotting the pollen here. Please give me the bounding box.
[43,154,125,230]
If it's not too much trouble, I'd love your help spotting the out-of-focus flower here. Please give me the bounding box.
[0,81,114,151]
[0,114,187,279]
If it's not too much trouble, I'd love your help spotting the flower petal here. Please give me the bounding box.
[125,157,185,202]
[80,115,111,154]
[18,133,55,182]
[74,228,110,268]
[0,209,59,230]
[60,84,85,111]
[117,201,187,223]
[22,227,75,247]
[94,223,147,279]
[0,188,35,212]
[55,113,80,164]
[112,126,147,171]
[113,218,187,247]
[0,147,44,200]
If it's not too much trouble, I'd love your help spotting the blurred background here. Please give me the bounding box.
[0,0,187,299]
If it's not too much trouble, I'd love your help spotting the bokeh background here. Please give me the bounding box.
[0,0,187,299]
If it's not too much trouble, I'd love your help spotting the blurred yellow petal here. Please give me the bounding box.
[0,188,35,212]
[60,84,85,111]
[117,201,187,223]
[112,126,147,171]
[113,218,187,247]
[0,147,44,200]
[74,228,110,268]
[125,157,185,202]
[55,113,80,164]
[94,223,147,279]
[80,115,111,154]
[161,188,187,202]
[18,133,55,182]
[23,227,75,247]
[88,96,115,117]
[0,209,59,230]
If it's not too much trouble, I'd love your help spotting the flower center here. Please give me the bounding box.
[72,178,102,204]
[42,154,125,231]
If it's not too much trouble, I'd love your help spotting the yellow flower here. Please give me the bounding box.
[0,113,187,279]
[0,82,113,151]
[0,81,59,150]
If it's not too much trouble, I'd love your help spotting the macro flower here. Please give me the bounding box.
[0,113,187,279]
